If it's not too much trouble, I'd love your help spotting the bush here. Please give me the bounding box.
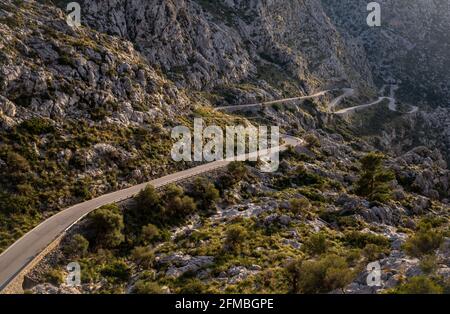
[166,195,196,218]
[394,276,444,294]
[189,178,220,210]
[362,243,387,261]
[420,255,438,274]
[4,152,31,184]
[344,231,390,250]
[223,225,248,253]
[141,224,160,245]
[304,133,320,148]
[72,179,92,199]
[133,281,164,294]
[18,118,55,135]
[44,269,64,286]
[286,254,354,293]
[100,260,131,282]
[64,234,89,258]
[131,184,199,227]
[131,246,155,269]
[6,151,30,172]
[289,198,311,216]
[88,204,124,249]
[227,162,248,183]
[304,232,329,256]
[277,165,325,189]
[178,279,207,294]
[403,224,443,257]
[135,185,162,222]
[217,162,248,192]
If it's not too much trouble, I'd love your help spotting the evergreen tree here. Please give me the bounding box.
[355,152,395,202]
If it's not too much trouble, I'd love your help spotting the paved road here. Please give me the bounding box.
[335,96,390,114]
[328,88,354,110]
[335,85,418,115]
[216,90,330,111]
[0,132,301,291]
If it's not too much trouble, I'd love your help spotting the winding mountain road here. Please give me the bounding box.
[216,90,331,111]
[329,88,355,110]
[335,85,418,115]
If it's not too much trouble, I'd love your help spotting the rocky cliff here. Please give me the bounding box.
[71,0,376,96]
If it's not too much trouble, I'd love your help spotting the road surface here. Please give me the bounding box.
[335,85,418,115]
[335,96,390,114]
[216,90,330,111]
[328,88,355,109]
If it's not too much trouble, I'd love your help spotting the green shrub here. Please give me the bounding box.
[43,269,64,286]
[189,178,220,211]
[133,281,164,294]
[277,165,325,189]
[289,198,311,216]
[362,243,387,261]
[64,234,89,258]
[403,224,443,257]
[88,204,124,249]
[227,162,248,183]
[217,162,248,191]
[344,231,390,249]
[178,279,207,294]
[304,232,329,256]
[304,133,320,148]
[6,151,30,171]
[394,276,444,294]
[100,260,131,282]
[135,185,162,213]
[141,224,160,245]
[420,255,438,274]
[131,246,155,269]
[286,254,354,294]
[166,195,196,218]
[18,118,55,135]
[223,225,248,253]
[72,179,92,199]
[0,192,36,214]
[129,185,164,226]
[131,184,200,227]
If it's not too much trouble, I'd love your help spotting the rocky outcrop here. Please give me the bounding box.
[0,0,191,128]
[75,0,375,95]
[156,252,214,279]
[393,146,450,200]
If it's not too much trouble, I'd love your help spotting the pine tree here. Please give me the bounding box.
[355,152,395,202]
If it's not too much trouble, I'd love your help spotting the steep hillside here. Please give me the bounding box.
[322,0,450,107]
[0,0,196,251]
[65,0,376,97]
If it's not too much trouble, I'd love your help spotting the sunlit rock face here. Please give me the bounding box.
[76,0,375,93]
